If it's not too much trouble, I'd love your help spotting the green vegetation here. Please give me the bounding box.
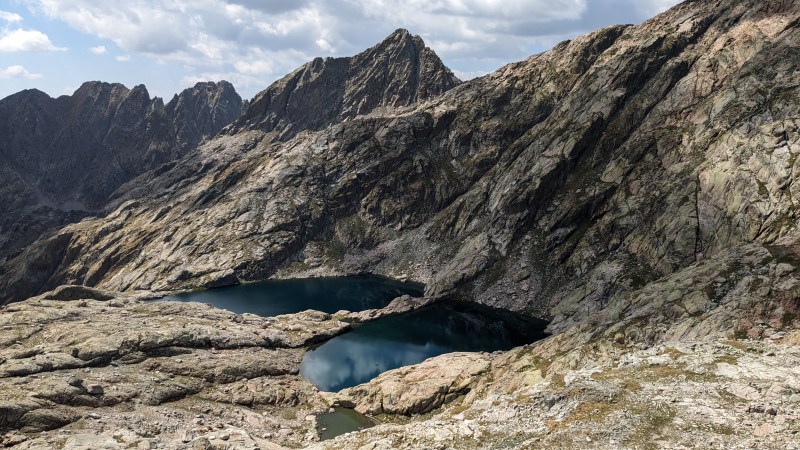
[782,312,796,328]
[320,239,347,261]
[281,408,298,420]
[626,403,677,450]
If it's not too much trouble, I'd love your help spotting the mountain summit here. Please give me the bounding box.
[230,28,460,139]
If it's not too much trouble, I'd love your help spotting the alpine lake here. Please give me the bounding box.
[163,275,547,439]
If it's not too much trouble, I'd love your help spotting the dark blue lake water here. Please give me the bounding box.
[162,275,423,316]
[300,302,547,392]
[162,276,546,395]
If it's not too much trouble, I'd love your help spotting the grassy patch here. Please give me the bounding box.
[373,407,438,425]
[709,423,735,436]
[756,180,768,196]
[714,354,738,365]
[591,370,643,391]
[721,340,753,352]
[664,347,686,360]
[320,239,347,261]
[560,400,621,428]
[551,371,568,387]
[625,403,677,449]
[732,328,749,340]
[281,408,298,420]
[283,261,314,273]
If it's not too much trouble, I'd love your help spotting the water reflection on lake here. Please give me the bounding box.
[300,303,547,392]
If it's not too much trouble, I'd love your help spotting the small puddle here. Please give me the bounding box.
[300,301,547,392]
[161,275,423,316]
[316,407,376,440]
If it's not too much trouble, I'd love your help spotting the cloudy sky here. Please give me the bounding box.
[0,0,681,101]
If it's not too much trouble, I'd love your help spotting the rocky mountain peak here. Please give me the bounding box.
[166,80,245,147]
[72,80,126,94]
[374,27,420,50]
[229,29,460,139]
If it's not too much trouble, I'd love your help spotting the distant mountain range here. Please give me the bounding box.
[0,80,244,260]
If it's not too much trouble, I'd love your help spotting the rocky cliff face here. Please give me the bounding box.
[4,0,797,318]
[0,81,244,263]
[167,81,246,150]
[228,28,460,139]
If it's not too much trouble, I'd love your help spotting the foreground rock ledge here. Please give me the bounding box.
[0,290,354,449]
[312,339,800,450]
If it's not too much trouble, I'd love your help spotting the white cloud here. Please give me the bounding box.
[22,0,589,71]
[0,65,43,79]
[353,0,586,22]
[115,54,131,62]
[89,45,107,54]
[637,0,683,16]
[452,69,488,81]
[233,60,273,75]
[182,71,264,90]
[21,0,684,98]
[0,10,23,23]
[0,28,66,52]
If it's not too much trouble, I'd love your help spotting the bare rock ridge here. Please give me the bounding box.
[228,28,461,139]
[0,81,244,262]
[167,81,247,150]
[0,80,243,209]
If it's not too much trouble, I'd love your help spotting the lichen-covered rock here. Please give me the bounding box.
[313,338,800,450]
[41,285,115,302]
[0,292,354,448]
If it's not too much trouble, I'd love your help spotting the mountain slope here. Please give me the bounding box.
[0,81,244,261]
[2,0,799,322]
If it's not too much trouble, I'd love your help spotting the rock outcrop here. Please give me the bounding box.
[314,337,800,450]
[329,352,492,415]
[0,290,351,448]
[0,81,244,263]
